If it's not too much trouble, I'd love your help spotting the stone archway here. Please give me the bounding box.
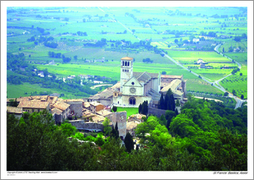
[129,97,136,105]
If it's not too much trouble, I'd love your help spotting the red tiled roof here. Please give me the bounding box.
[18,100,49,109]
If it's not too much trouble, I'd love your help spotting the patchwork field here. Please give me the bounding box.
[6,7,247,100]
[166,51,232,64]
[219,72,247,99]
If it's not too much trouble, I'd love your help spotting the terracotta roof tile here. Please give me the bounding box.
[51,108,63,115]
[121,57,133,61]
[18,100,49,109]
[7,106,23,114]
[52,101,70,111]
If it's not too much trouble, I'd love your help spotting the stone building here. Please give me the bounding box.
[89,102,105,113]
[113,56,161,107]
[51,101,70,121]
[64,99,84,117]
[7,106,23,119]
[160,75,187,105]
[17,99,50,113]
[88,83,120,106]
[108,111,127,139]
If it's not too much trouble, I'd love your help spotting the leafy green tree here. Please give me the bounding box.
[95,132,105,146]
[60,121,77,137]
[159,115,167,126]
[224,92,229,96]
[165,110,176,129]
[170,114,200,138]
[124,132,134,153]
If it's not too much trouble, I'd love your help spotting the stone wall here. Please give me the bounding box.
[69,120,104,132]
[148,107,167,117]
[108,112,127,138]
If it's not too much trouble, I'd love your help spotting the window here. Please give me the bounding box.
[131,82,135,85]
[125,61,127,66]
[127,61,129,66]
[122,61,124,66]
[129,97,136,105]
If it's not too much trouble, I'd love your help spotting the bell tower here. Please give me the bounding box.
[120,56,133,92]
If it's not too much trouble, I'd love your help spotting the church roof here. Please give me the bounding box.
[133,72,158,79]
[121,57,133,61]
[160,79,183,96]
[137,72,151,83]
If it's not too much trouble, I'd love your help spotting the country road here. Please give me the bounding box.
[163,50,247,109]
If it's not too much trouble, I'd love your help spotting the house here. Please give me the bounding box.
[64,99,84,117]
[197,59,204,64]
[52,101,70,121]
[17,99,50,113]
[89,102,105,113]
[7,106,23,119]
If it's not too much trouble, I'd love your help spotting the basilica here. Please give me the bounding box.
[111,56,187,108]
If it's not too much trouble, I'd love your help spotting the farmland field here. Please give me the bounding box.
[166,51,232,64]
[219,72,247,99]
[6,6,248,100]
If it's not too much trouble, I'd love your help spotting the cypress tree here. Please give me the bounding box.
[159,93,164,110]
[124,132,134,153]
[138,104,142,114]
[169,94,175,111]
[115,122,119,139]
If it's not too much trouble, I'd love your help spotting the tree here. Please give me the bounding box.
[103,117,111,136]
[158,94,165,110]
[232,89,236,96]
[60,121,77,137]
[124,132,134,153]
[141,101,148,116]
[224,92,229,96]
[175,99,180,107]
[165,110,176,129]
[174,39,178,44]
[164,89,175,111]
[115,122,119,138]
[112,106,117,112]
[138,104,142,114]
[8,99,19,107]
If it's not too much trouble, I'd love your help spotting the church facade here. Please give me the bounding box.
[90,56,187,109]
[112,57,162,107]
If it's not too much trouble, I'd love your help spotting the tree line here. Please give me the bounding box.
[7,95,247,171]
